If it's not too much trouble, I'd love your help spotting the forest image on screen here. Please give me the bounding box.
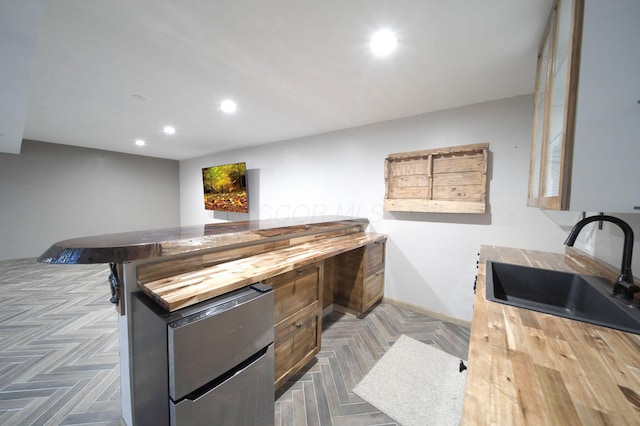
[202,162,248,213]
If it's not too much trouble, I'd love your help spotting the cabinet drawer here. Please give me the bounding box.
[266,262,321,324]
[167,288,274,401]
[274,302,320,388]
[363,270,384,312]
[170,344,274,426]
[365,241,385,273]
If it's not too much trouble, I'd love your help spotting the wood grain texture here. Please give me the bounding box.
[136,225,364,285]
[139,233,386,312]
[322,257,336,309]
[268,262,324,389]
[462,246,640,425]
[333,241,386,315]
[383,198,486,214]
[384,143,488,213]
[38,217,369,264]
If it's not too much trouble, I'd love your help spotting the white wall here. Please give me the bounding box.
[181,94,570,322]
[544,210,640,278]
[590,214,640,276]
[0,140,181,261]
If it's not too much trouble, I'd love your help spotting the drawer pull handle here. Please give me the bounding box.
[297,269,303,275]
[295,323,302,328]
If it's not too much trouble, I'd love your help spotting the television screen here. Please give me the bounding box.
[201,162,248,213]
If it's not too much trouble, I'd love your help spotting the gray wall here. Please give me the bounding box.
[0,140,180,261]
[180,94,571,321]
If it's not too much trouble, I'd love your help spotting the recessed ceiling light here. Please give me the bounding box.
[370,29,397,56]
[163,126,176,135]
[135,139,145,146]
[220,99,237,114]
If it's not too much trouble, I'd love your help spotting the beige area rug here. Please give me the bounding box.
[353,334,467,426]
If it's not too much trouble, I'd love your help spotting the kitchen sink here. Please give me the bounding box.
[486,261,640,334]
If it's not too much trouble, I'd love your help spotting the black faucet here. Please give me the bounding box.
[564,215,639,301]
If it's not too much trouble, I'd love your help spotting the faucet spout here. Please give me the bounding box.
[564,215,638,300]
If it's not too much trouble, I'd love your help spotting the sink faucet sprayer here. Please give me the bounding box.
[564,215,639,301]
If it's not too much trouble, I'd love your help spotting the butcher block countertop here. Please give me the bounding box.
[139,232,386,312]
[37,216,387,312]
[462,246,640,425]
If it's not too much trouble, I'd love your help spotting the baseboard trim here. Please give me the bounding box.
[331,304,359,317]
[323,303,379,319]
[322,304,334,317]
[382,297,471,328]
[323,299,471,328]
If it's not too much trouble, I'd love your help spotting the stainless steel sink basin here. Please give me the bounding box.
[486,261,640,334]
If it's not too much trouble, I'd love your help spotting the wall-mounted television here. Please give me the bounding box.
[201,162,248,213]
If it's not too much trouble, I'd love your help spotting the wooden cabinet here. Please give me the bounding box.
[266,261,323,389]
[244,235,386,389]
[528,0,640,212]
[528,0,582,210]
[333,239,386,315]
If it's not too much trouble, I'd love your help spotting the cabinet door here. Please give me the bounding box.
[365,241,385,274]
[269,264,322,324]
[528,0,584,210]
[266,262,323,389]
[528,13,552,207]
[363,241,385,311]
[362,270,384,313]
[273,303,320,389]
[540,0,583,209]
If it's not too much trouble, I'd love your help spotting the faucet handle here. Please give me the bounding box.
[613,281,640,301]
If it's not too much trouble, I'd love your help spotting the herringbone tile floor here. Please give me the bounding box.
[0,259,470,426]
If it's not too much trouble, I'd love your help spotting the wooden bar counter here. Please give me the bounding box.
[38,216,371,264]
[463,246,640,425]
[38,216,387,425]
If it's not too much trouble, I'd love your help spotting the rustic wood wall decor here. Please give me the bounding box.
[384,142,489,213]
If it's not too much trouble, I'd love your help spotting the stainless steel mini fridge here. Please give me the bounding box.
[131,283,275,426]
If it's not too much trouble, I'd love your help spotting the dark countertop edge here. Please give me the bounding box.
[37,216,370,264]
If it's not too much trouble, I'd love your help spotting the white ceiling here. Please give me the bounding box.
[5,0,553,161]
